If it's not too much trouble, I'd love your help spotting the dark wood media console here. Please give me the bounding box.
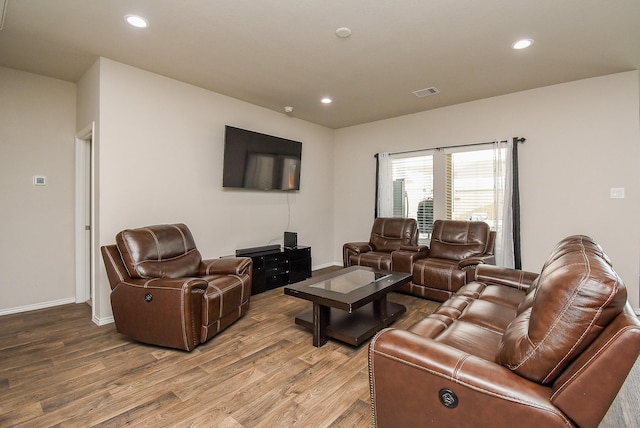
[235,246,311,295]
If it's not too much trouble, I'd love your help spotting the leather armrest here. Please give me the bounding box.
[370,329,571,427]
[474,264,538,291]
[458,254,495,269]
[343,241,374,267]
[391,246,429,273]
[200,257,252,276]
[117,277,209,292]
[399,244,429,253]
[343,242,373,254]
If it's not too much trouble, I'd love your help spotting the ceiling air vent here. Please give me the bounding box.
[413,87,440,98]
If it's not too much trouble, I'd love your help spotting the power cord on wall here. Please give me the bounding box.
[267,191,292,246]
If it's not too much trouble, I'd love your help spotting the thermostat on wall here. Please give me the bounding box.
[33,175,46,186]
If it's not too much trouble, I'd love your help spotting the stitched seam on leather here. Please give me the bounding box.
[119,240,135,278]
[119,280,183,289]
[143,278,157,288]
[374,350,573,425]
[209,284,224,324]
[517,271,525,290]
[180,279,190,350]
[104,248,125,283]
[507,268,589,369]
[204,260,213,275]
[542,283,617,384]
[170,224,188,254]
[134,248,199,264]
[142,228,162,261]
[453,353,470,379]
[461,319,505,335]
[369,329,391,428]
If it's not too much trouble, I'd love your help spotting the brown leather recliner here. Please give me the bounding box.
[101,223,252,351]
[343,217,427,273]
[400,219,495,301]
[369,235,640,428]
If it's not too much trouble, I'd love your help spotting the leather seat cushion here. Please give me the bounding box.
[456,282,526,309]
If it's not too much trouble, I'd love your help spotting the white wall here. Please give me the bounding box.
[2,63,638,318]
[334,71,640,308]
[0,66,77,313]
[91,58,335,322]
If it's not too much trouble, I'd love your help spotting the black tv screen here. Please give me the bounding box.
[223,126,302,191]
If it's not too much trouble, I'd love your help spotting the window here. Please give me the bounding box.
[386,153,433,244]
[447,148,506,230]
[379,139,517,267]
[386,146,506,243]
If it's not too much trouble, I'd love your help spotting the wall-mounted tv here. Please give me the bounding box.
[223,126,302,191]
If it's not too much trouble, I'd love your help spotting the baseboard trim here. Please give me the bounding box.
[312,261,342,271]
[93,315,114,326]
[0,297,76,317]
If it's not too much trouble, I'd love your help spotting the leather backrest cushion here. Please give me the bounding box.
[498,235,627,384]
[116,223,202,279]
[541,235,613,270]
[429,220,490,260]
[369,217,418,252]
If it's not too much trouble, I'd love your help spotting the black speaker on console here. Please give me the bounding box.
[284,231,297,249]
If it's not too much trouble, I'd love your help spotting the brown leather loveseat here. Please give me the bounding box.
[369,235,640,427]
[101,223,252,351]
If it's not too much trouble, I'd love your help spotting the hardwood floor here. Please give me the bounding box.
[0,269,638,427]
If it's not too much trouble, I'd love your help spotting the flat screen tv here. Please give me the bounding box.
[223,126,302,191]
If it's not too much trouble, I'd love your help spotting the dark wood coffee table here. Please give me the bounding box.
[284,266,411,347]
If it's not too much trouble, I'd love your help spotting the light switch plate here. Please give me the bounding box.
[610,187,625,199]
[33,175,46,186]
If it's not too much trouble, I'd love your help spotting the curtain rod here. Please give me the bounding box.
[375,136,526,157]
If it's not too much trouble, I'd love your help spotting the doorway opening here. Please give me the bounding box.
[75,123,95,317]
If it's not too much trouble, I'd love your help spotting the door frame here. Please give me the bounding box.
[75,122,96,315]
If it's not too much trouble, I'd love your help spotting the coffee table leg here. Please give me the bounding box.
[312,303,329,347]
[373,295,388,323]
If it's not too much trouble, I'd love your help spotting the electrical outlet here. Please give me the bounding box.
[610,187,625,199]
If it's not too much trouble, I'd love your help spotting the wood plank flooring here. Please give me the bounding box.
[0,268,638,427]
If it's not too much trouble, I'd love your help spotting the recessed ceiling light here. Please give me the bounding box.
[321,97,332,104]
[336,27,352,38]
[512,39,533,50]
[125,14,149,28]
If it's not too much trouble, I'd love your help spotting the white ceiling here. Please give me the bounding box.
[1,0,639,129]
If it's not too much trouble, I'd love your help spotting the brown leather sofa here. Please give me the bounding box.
[369,235,640,427]
[343,217,427,272]
[101,223,252,351]
[399,219,496,301]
